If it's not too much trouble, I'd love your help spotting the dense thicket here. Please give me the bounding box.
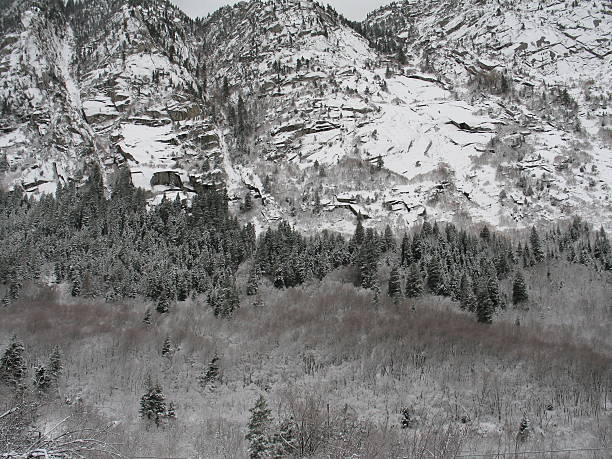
[0,166,255,314]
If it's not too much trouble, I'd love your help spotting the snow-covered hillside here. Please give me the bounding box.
[0,0,610,231]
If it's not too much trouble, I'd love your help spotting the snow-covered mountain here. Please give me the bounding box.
[0,0,610,231]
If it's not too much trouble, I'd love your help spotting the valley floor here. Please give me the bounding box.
[1,261,610,458]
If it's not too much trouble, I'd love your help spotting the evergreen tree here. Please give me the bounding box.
[487,277,503,310]
[211,273,240,317]
[357,237,378,290]
[530,226,544,263]
[517,414,530,442]
[156,294,170,314]
[400,233,412,266]
[383,224,395,252]
[353,217,365,246]
[476,280,494,324]
[199,354,220,389]
[246,265,259,296]
[388,266,402,300]
[271,417,297,458]
[71,276,81,297]
[0,337,26,387]
[426,256,442,294]
[512,270,528,305]
[32,365,52,393]
[246,395,273,459]
[161,336,173,357]
[405,263,423,298]
[140,379,168,427]
[143,309,152,325]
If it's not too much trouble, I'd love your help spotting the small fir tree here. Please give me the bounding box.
[246,265,259,296]
[0,336,26,387]
[32,365,52,393]
[517,414,530,442]
[530,226,544,263]
[459,274,478,312]
[271,417,297,457]
[161,336,173,357]
[388,266,402,300]
[512,270,528,305]
[405,263,423,298]
[199,354,220,389]
[487,277,503,310]
[143,309,152,325]
[476,280,494,324]
[246,395,273,459]
[140,379,168,427]
[426,256,442,294]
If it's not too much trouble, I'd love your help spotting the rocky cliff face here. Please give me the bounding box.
[0,0,610,231]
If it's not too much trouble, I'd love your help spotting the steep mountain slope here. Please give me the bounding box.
[0,0,610,231]
[70,0,224,196]
[0,0,93,193]
[361,0,611,226]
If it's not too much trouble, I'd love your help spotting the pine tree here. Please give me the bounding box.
[421,220,433,237]
[271,417,297,457]
[530,226,544,263]
[246,395,273,459]
[405,263,423,298]
[71,276,81,297]
[161,336,173,357]
[353,217,365,246]
[512,270,528,305]
[388,266,402,300]
[143,309,152,325]
[0,337,26,387]
[199,354,220,389]
[517,414,530,442]
[487,277,503,310]
[32,365,52,392]
[459,273,476,311]
[140,379,168,427]
[383,225,395,252]
[357,230,379,289]
[156,293,170,314]
[476,280,494,324]
[246,265,259,296]
[400,233,412,266]
[426,256,442,294]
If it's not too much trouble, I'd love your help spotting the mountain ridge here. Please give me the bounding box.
[0,0,610,231]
